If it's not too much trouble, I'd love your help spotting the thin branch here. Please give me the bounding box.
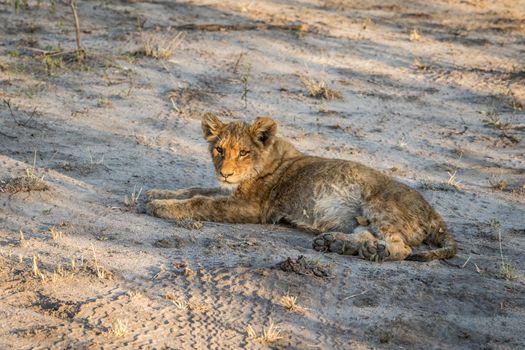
[343,290,368,301]
[3,99,38,128]
[172,23,310,33]
[69,0,85,60]
[0,130,16,139]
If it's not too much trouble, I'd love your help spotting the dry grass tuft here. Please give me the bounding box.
[32,255,46,281]
[97,98,112,108]
[108,319,129,337]
[126,290,143,300]
[300,75,342,100]
[413,57,432,72]
[18,230,26,247]
[446,171,463,190]
[48,226,63,241]
[90,245,113,280]
[247,318,283,344]
[409,28,421,41]
[0,168,49,194]
[483,114,513,131]
[489,175,508,191]
[500,263,518,281]
[165,293,210,313]
[280,294,300,312]
[136,32,185,60]
[166,293,189,310]
[124,185,143,210]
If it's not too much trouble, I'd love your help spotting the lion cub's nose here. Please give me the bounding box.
[220,171,234,179]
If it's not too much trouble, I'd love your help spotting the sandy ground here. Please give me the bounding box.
[1,0,524,348]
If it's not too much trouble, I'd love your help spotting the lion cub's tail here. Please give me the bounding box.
[407,223,457,262]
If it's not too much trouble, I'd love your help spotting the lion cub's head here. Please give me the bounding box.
[201,113,277,187]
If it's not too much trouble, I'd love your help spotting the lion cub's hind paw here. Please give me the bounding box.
[359,239,390,262]
[312,233,346,254]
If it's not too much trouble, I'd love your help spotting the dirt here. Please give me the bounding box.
[1,0,524,349]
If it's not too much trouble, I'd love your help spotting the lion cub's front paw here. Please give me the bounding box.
[359,239,390,262]
[313,233,346,254]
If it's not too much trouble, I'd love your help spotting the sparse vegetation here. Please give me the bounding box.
[483,113,513,131]
[165,293,209,312]
[413,57,433,72]
[18,231,26,247]
[247,318,283,344]
[498,227,518,281]
[300,75,342,100]
[124,185,143,210]
[126,290,144,300]
[482,112,522,143]
[48,226,63,241]
[135,31,184,59]
[42,54,65,74]
[32,255,46,281]
[240,64,251,109]
[0,168,49,194]
[409,28,421,41]
[97,98,112,108]
[108,319,129,338]
[446,171,463,190]
[489,175,508,191]
[90,245,113,280]
[500,263,518,281]
[280,294,301,312]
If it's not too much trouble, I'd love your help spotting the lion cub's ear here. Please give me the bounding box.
[202,113,224,142]
[250,117,277,147]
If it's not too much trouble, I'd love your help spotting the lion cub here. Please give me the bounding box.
[147,114,457,262]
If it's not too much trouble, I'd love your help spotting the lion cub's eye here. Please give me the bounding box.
[215,146,224,155]
[239,150,250,157]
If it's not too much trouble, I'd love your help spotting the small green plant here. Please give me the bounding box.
[240,64,252,109]
[42,54,65,74]
[488,218,501,229]
[12,0,29,13]
[497,227,518,281]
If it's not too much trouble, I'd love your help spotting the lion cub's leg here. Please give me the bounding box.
[313,230,375,256]
[147,196,260,223]
[147,187,228,200]
[313,229,412,262]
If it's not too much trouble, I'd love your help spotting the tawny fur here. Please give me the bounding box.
[147,114,457,262]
